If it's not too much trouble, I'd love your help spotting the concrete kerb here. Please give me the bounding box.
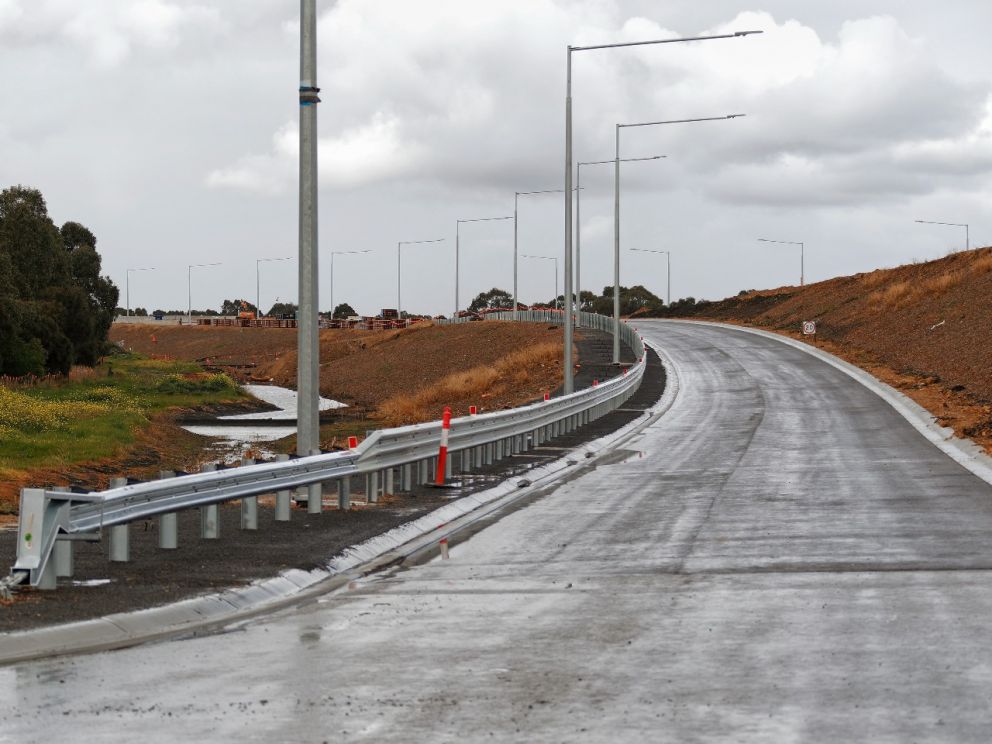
[0,341,675,666]
[670,320,992,488]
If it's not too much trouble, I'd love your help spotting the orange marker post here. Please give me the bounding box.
[434,406,452,486]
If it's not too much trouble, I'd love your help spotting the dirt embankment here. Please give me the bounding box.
[678,246,992,454]
[111,321,566,419]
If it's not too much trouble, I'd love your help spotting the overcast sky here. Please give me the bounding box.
[2,0,991,316]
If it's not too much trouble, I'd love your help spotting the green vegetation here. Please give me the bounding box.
[0,185,119,376]
[0,353,244,473]
[469,288,514,312]
[588,285,665,316]
[331,302,356,319]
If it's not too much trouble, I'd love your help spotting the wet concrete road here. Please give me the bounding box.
[4,320,992,742]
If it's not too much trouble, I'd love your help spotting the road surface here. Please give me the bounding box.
[4,320,992,742]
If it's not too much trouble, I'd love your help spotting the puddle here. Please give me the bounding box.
[71,579,112,587]
[181,384,346,462]
[221,384,346,421]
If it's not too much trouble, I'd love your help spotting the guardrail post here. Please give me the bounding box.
[461,450,472,473]
[108,477,130,562]
[308,449,323,515]
[52,486,73,579]
[418,459,429,485]
[338,476,351,510]
[484,444,494,465]
[385,467,395,495]
[474,445,484,468]
[401,464,412,491]
[368,471,379,504]
[240,457,258,530]
[199,463,220,539]
[495,439,504,460]
[444,456,453,480]
[158,470,178,550]
[275,454,291,521]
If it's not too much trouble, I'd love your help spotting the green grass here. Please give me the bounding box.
[0,353,245,473]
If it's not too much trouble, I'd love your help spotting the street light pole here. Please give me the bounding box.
[514,189,570,321]
[297,0,322,467]
[612,114,744,363]
[187,263,221,323]
[576,155,664,314]
[757,238,805,286]
[915,220,970,252]
[397,238,445,318]
[256,257,292,318]
[455,216,513,316]
[329,249,371,318]
[566,30,761,380]
[522,255,559,309]
[125,267,156,318]
[630,248,670,306]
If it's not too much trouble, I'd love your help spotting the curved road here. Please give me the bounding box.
[4,320,992,742]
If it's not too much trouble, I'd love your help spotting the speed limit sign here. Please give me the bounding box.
[802,321,816,335]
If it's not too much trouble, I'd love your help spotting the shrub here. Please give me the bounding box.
[66,386,140,411]
[155,372,237,394]
[0,387,105,432]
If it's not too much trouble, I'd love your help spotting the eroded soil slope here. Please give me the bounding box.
[677,247,992,453]
[111,321,566,417]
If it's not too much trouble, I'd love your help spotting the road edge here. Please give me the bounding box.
[0,343,678,666]
[672,320,992,487]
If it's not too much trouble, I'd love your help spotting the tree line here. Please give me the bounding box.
[466,285,706,317]
[0,186,119,376]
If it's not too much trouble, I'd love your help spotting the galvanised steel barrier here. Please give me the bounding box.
[8,312,646,592]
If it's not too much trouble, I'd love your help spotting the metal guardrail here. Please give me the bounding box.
[10,312,646,590]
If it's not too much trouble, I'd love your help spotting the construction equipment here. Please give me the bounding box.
[237,300,257,321]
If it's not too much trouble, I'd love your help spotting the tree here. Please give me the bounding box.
[60,221,97,252]
[220,298,258,316]
[590,285,663,317]
[332,302,356,319]
[468,287,513,313]
[0,185,119,375]
[267,302,297,318]
[577,290,597,312]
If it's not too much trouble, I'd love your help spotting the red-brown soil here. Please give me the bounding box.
[111,321,566,417]
[2,322,569,516]
[677,246,992,455]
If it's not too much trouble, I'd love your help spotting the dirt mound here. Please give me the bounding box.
[679,247,992,453]
[112,321,567,417]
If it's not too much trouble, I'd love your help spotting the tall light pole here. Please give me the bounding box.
[757,238,805,286]
[515,189,570,321]
[522,254,559,309]
[329,249,371,318]
[397,239,445,318]
[297,0,321,470]
[125,267,156,318]
[915,220,970,252]
[187,263,221,323]
[613,114,744,363]
[456,216,513,316]
[566,30,761,381]
[577,155,665,313]
[630,248,670,306]
[256,256,292,318]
